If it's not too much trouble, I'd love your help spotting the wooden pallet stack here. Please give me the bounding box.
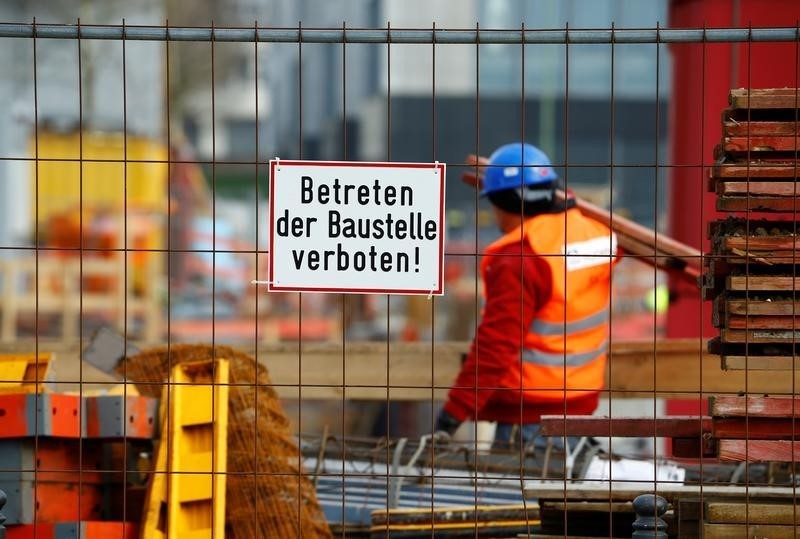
[704,88,800,459]
[701,88,800,538]
[705,87,800,369]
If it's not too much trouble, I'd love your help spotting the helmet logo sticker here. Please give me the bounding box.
[503,167,519,177]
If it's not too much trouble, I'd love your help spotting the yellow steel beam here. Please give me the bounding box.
[140,358,229,539]
[140,392,169,539]
[168,358,229,539]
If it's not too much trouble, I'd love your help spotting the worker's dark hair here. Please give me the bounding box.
[487,182,557,216]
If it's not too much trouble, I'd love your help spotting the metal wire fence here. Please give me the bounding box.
[0,18,798,538]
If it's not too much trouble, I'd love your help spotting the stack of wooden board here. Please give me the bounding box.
[701,501,800,538]
[677,498,800,539]
[540,406,800,467]
[712,88,800,212]
[706,87,800,369]
[711,395,800,463]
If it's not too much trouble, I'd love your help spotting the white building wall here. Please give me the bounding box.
[382,0,479,97]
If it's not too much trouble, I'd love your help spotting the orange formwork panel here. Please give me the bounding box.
[0,438,104,484]
[8,522,139,539]
[84,395,158,439]
[1,481,104,524]
[0,394,82,438]
[6,523,55,539]
[0,394,158,439]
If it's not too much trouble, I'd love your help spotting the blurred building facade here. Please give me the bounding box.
[0,0,673,439]
[0,0,673,245]
[0,0,672,340]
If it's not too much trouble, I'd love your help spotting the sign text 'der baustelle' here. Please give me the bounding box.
[269,160,446,295]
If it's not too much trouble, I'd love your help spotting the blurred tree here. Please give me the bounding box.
[165,0,254,138]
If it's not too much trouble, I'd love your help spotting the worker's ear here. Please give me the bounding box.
[461,154,489,190]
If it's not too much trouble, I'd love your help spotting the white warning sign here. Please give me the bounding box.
[268,159,445,295]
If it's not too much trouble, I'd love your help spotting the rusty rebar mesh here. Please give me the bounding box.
[118,343,332,539]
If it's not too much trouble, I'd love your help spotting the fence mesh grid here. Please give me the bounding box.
[0,17,798,538]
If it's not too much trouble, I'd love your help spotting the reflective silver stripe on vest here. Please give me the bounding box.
[531,305,610,336]
[521,341,608,367]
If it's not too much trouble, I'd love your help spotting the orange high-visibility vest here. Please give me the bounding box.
[482,207,617,402]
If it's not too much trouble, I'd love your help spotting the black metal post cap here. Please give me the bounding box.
[631,493,668,538]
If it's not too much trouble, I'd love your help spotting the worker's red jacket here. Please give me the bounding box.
[443,207,618,425]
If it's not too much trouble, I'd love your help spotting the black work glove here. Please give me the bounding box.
[434,408,462,436]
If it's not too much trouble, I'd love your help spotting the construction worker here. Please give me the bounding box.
[435,142,618,450]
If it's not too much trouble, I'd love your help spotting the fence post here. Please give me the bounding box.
[0,485,6,539]
[631,493,668,538]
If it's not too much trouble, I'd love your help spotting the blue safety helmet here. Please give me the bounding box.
[480,142,558,196]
